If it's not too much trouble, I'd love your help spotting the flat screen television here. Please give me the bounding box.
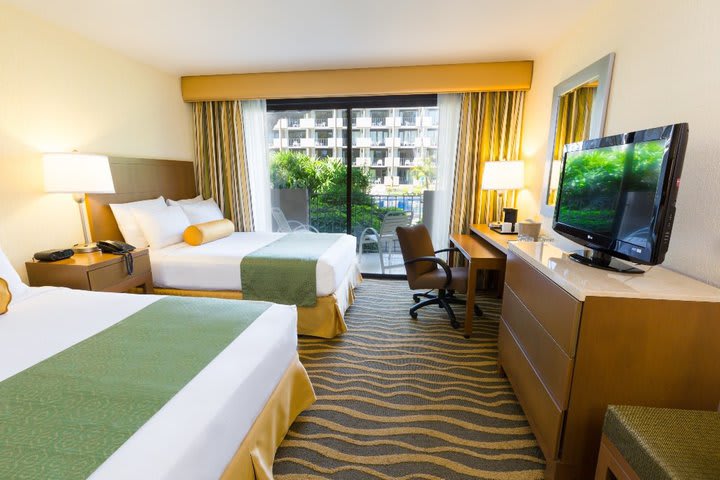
[553,123,688,273]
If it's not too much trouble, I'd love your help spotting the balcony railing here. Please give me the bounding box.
[308,193,424,236]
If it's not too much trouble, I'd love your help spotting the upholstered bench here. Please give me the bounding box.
[595,405,720,480]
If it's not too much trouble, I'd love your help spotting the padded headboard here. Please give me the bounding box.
[86,157,196,241]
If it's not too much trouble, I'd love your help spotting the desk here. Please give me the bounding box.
[449,233,506,338]
[470,223,517,253]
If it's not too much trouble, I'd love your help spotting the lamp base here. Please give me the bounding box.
[73,243,100,254]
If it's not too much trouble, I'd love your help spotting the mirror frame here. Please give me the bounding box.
[539,53,615,217]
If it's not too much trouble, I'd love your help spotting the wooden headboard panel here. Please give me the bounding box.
[86,157,197,241]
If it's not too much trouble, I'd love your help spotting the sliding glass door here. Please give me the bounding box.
[266,108,348,234]
[265,96,439,277]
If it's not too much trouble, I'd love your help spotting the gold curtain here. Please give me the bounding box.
[192,101,254,231]
[547,85,596,204]
[449,91,525,235]
[552,86,596,161]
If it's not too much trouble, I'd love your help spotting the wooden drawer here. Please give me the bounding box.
[502,285,575,410]
[505,251,582,356]
[88,254,151,291]
[499,319,564,461]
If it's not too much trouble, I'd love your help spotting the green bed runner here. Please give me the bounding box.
[241,232,344,307]
[0,296,271,480]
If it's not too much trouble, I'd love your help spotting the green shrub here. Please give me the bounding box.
[270,151,397,234]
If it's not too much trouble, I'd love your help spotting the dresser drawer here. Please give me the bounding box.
[499,319,564,461]
[505,251,582,356]
[502,286,574,410]
[88,253,151,291]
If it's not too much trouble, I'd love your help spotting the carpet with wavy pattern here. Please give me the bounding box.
[273,279,545,480]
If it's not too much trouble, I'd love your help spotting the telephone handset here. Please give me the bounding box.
[97,240,135,254]
[97,241,136,274]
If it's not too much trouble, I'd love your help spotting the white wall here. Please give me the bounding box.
[0,4,193,279]
[521,0,720,286]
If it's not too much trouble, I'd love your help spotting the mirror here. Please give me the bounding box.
[540,53,615,217]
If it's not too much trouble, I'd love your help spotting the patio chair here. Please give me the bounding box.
[358,211,413,274]
[271,207,319,233]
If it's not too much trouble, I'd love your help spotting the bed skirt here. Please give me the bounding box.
[220,354,315,480]
[153,265,362,338]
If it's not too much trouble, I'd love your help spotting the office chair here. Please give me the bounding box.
[396,224,482,329]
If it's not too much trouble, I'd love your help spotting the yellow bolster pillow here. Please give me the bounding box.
[184,219,235,246]
[0,277,11,315]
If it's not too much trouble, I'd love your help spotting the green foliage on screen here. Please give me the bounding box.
[557,139,665,233]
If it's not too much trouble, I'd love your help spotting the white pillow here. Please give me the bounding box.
[167,195,203,206]
[0,244,29,301]
[133,206,191,249]
[109,196,166,247]
[180,199,225,225]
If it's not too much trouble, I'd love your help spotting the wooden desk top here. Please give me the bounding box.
[470,224,517,254]
[450,233,505,262]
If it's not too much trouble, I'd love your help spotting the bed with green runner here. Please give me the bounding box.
[0,285,314,480]
[150,231,362,338]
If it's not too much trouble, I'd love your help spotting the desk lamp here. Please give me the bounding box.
[43,153,115,253]
[480,160,524,227]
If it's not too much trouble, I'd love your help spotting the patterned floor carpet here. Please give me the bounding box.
[273,279,545,479]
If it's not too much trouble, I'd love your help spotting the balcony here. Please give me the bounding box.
[299,118,315,128]
[355,117,372,128]
[414,137,437,148]
[273,191,430,274]
[421,116,437,127]
[272,138,289,148]
[355,137,373,147]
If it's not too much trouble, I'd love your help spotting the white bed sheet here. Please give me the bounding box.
[150,231,358,297]
[0,287,298,480]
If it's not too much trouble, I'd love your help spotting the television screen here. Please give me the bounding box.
[553,123,688,270]
[556,138,666,253]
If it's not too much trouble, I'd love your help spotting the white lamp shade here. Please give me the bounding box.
[481,160,525,190]
[43,153,115,194]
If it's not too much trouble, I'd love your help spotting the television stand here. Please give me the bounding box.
[569,249,644,274]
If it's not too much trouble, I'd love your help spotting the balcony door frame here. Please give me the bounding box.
[267,94,437,236]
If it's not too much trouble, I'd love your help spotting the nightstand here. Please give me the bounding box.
[26,249,154,293]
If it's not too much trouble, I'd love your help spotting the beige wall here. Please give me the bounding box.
[0,4,193,279]
[521,0,720,286]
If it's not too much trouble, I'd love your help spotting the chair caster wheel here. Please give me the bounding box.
[450,319,460,329]
[413,294,420,303]
[474,305,482,317]
[410,311,418,319]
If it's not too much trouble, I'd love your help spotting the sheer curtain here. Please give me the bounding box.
[241,99,273,232]
[431,94,462,249]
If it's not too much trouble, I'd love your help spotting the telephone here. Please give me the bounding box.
[97,240,135,254]
[97,241,136,274]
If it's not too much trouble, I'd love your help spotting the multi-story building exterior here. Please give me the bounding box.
[267,107,438,190]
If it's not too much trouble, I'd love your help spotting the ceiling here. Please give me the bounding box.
[5,0,603,76]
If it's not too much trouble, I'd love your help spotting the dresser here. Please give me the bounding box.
[498,242,720,479]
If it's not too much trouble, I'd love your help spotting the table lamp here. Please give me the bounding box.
[480,160,524,227]
[43,153,115,253]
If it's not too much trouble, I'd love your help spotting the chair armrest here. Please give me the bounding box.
[359,227,379,241]
[404,256,452,289]
[434,248,460,256]
[288,220,319,233]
